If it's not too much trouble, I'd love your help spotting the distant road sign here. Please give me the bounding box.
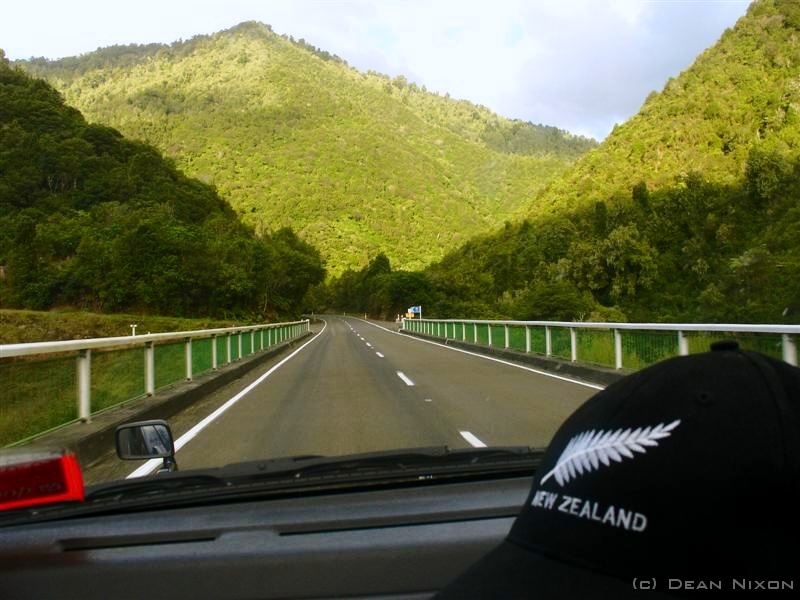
[408,306,422,314]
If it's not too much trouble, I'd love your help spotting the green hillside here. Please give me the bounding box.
[18,22,595,274]
[528,0,800,216]
[327,0,800,324]
[0,54,324,318]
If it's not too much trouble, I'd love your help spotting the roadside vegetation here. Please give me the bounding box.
[0,308,244,344]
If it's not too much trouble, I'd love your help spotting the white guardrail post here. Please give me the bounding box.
[145,341,155,396]
[212,334,218,370]
[184,337,193,381]
[570,328,577,362]
[614,329,623,370]
[783,334,798,366]
[678,331,689,356]
[77,349,91,422]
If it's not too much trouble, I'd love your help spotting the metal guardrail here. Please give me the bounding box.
[0,320,310,446]
[402,318,799,369]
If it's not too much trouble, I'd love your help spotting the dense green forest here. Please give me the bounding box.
[0,53,324,318]
[324,0,800,324]
[325,150,800,324]
[17,22,595,274]
[7,0,800,326]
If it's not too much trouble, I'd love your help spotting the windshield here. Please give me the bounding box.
[1,0,793,499]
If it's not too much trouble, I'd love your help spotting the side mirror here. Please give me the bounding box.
[115,420,178,473]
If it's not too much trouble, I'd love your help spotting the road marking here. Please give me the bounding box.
[127,320,329,479]
[366,342,372,347]
[396,371,415,386]
[460,431,487,448]
[355,318,603,391]
[424,398,433,403]
[376,352,384,358]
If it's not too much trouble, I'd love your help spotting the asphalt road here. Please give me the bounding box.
[86,317,600,482]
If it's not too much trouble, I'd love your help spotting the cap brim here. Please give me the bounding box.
[434,540,675,599]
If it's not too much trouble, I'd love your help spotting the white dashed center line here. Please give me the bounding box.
[396,371,415,386]
[460,431,487,448]
[376,352,384,358]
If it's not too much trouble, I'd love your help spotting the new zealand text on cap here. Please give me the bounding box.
[435,341,800,598]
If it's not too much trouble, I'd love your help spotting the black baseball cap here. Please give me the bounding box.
[436,341,800,598]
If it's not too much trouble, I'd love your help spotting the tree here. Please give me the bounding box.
[632,181,650,212]
[515,281,594,322]
[745,148,790,203]
[260,228,325,316]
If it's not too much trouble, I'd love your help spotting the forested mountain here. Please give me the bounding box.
[14,2,797,325]
[327,0,800,324]
[0,53,324,318]
[527,0,800,216]
[17,22,595,274]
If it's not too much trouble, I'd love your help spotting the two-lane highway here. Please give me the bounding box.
[84,316,601,481]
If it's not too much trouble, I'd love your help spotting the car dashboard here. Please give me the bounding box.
[0,474,532,599]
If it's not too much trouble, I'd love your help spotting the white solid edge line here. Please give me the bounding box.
[126,320,329,479]
[460,431,487,448]
[353,317,604,391]
[396,371,415,386]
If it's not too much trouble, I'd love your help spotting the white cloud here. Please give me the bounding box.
[609,0,648,25]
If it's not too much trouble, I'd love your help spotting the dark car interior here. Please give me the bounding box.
[0,471,532,599]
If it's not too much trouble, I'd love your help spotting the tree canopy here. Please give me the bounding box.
[0,58,324,318]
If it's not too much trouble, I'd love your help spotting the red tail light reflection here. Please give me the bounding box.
[0,452,85,511]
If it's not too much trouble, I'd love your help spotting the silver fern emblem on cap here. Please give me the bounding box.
[540,420,681,486]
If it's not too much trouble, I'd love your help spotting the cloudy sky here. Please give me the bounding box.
[2,0,751,140]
